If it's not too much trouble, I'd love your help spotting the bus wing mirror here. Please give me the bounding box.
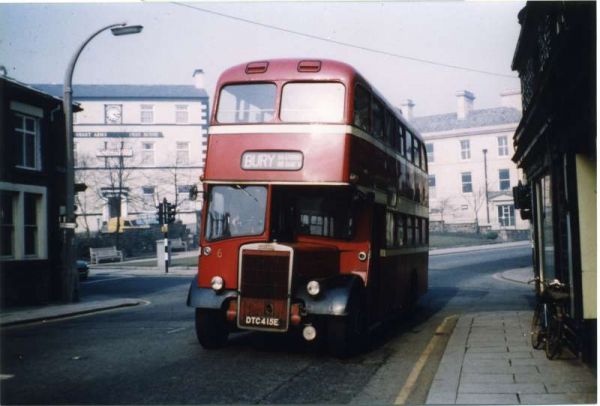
[189,185,205,201]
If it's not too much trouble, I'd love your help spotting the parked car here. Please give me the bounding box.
[77,260,89,280]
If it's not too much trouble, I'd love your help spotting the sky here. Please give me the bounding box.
[0,1,525,117]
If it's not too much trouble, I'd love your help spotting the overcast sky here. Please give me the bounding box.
[0,1,525,117]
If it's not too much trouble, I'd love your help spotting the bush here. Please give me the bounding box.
[484,231,499,240]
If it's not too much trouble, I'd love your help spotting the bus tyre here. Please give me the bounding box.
[195,309,228,349]
[327,296,367,358]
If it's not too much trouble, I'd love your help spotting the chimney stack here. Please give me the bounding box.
[193,69,205,89]
[500,89,522,112]
[401,99,415,121]
[456,90,475,120]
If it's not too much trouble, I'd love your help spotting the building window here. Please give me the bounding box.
[498,136,509,156]
[14,113,40,170]
[499,169,511,190]
[141,142,154,165]
[176,142,190,165]
[426,143,434,163]
[0,187,46,261]
[498,204,515,227]
[460,139,470,160]
[428,174,436,197]
[142,186,155,206]
[141,104,154,124]
[24,193,39,256]
[461,172,472,193]
[0,192,15,257]
[176,105,189,124]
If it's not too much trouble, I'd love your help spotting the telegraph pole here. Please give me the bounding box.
[483,149,490,223]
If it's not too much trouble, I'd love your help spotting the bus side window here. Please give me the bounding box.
[372,98,384,139]
[399,125,406,157]
[384,110,395,147]
[353,84,371,132]
[413,137,420,167]
[421,142,428,172]
[386,211,395,248]
[395,213,406,247]
[407,216,415,245]
[406,131,414,162]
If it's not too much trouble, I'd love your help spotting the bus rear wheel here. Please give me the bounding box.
[195,309,229,349]
[327,296,367,358]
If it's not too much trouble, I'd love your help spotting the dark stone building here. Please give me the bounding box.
[511,2,596,363]
[0,75,70,305]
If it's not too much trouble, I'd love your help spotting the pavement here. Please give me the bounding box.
[426,266,597,405]
[1,242,596,405]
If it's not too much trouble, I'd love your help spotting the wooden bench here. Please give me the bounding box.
[89,246,123,264]
[170,238,188,252]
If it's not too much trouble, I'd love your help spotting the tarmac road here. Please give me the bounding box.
[0,243,532,404]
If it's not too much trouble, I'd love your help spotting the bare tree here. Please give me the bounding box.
[97,140,136,249]
[436,197,453,233]
[462,186,487,234]
[74,152,96,238]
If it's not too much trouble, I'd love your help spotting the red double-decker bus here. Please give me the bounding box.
[188,59,429,357]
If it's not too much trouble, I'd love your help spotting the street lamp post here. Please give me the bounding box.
[61,22,143,302]
[483,148,490,224]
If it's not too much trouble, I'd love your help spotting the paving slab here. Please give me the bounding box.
[455,393,519,404]
[426,310,597,404]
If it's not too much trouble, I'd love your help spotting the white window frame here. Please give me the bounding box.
[460,139,471,160]
[141,142,155,166]
[0,182,48,261]
[498,204,515,227]
[176,104,189,124]
[499,169,511,191]
[426,143,434,163]
[176,142,190,165]
[461,172,473,193]
[498,135,509,157]
[141,186,155,207]
[13,112,41,171]
[140,104,154,124]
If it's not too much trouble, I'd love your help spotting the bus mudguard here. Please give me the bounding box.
[187,276,237,309]
[294,274,364,317]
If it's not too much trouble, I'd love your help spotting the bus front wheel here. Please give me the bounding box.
[327,296,367,358]
[195,309,228,349]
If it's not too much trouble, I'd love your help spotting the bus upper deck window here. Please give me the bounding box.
[280,82,345,123]
[216,83,276,124]
[372,99,384,139]
[353,85,370,132]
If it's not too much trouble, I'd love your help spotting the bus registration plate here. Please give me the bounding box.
[238,297,289,331]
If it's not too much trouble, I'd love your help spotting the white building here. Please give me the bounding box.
[35,74,209,235]
[410,90,529,236]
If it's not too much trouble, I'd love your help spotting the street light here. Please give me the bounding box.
[61,22,143,302]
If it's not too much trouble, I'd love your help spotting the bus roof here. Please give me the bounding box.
[216,58,361,84]
[214,58,423,142]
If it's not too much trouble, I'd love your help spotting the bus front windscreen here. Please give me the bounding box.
[280,82,345,123]
[205,185,267,241]
[216,84,276,123]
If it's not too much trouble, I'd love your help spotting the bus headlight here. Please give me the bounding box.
[358,251,368,262]
[211,276,224,291]
[307,280,320,297]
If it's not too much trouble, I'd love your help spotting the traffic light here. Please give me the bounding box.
[166,202,177,224]
[156,202,164,225]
